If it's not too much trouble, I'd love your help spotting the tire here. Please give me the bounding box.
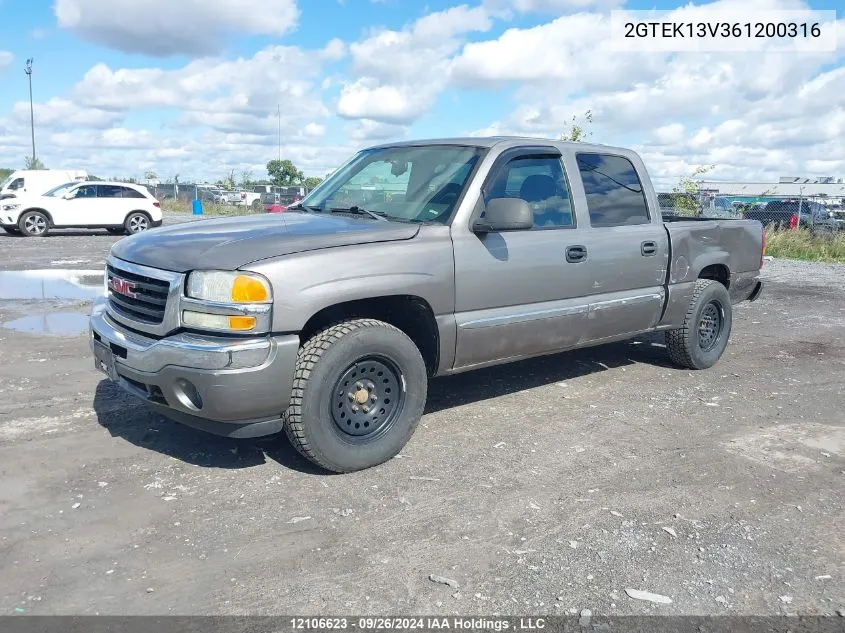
[666,279,733,370]
[124,212,151,235]
[283,319,428,473]
[2,227,20,235]
[18,210,49,237]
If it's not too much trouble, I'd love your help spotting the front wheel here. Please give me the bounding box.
[666,279,733,370]
[283,319,428,473]
[124,212,151,235]
[18,210,49,237]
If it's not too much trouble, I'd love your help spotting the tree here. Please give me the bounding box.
[222,169,236,190]
[267,159,303,187]
[0,168,13,181]
[25,156,46,169]
[239,169,254,188]
[144,170,158,181]
[304,176,323,190]
[560,110,593,142]
[671,165,714,216]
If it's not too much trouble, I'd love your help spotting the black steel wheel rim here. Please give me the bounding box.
[698,301,723,351]
[331,356,404,440]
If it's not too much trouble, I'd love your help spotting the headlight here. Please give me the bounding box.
[186,271,272,303]
[2,203,20,211]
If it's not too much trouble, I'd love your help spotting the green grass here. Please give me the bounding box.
[765,227,845,263]
[162,199,262,217]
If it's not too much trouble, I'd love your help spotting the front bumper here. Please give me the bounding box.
[89,302,299,438]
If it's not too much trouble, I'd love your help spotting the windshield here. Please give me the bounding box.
[0,175,13,190]
[300,145,484,224]
[43,182,78,197]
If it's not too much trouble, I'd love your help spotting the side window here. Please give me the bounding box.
[485,156,574,229]
[576,153,650,227]
[98,185,124,198]
[120,187,146,199]
[9,178,24,191]
[70,184,98,199]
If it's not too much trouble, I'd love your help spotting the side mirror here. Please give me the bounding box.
[472,198,534,233]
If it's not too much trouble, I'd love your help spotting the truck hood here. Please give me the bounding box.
[110,211,421,272]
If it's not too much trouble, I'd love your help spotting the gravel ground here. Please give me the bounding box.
[0,220,843,617]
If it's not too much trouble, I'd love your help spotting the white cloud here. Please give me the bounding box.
[321,38,347,61]
[54,0,300,57]
[337,5,493,123]
[483,0,622,15]
[347,119,408,143]
[72,45,329,139]
[11,98,121,130]
[0,51,13,69]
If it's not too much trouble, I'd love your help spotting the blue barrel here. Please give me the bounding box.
[192,199,203,215]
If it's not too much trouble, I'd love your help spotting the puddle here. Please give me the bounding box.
[0,269,104,300]
[2,312,90,336]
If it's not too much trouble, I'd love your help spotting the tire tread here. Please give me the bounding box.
[283,318,407,471]
[666,279,719,369]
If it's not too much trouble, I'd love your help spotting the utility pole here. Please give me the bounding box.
[25,58,36,165]
[277,104,281,163]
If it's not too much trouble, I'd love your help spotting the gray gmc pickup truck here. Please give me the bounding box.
[90,137,764,472]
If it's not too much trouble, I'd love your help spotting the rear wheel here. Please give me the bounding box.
[283,319,428,473]
[666,279,732,370]
[124,212,151,235]
[18,210,49,237]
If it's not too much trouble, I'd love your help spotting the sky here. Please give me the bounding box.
[0,0,843,189]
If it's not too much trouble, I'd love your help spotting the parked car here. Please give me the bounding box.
[743,199,827,229]
[0,169,88,200]
[265,194,302,213]
[90,137,764,473]
[1,181,162,237]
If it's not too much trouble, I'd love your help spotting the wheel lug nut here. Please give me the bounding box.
[351,405,359,413]
[370,395,377,402]
[348,393,355,401]
[362,405,370,413]
[356,382,363,390]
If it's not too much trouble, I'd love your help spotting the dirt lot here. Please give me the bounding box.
[0,218,843,617]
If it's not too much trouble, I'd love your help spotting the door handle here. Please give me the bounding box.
[565,245,588,263]
[641,240,657,256]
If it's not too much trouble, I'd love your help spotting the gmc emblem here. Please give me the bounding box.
[109,276,137,299]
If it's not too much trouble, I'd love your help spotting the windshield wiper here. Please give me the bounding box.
[329,206,388,221]
[287,203,320,213]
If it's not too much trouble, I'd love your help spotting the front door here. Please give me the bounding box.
[451,148,593,369]
[53,183,100,226]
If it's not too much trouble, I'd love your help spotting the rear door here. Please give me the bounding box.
[566,151,668,342]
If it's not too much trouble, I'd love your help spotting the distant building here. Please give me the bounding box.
[700,179,845,199]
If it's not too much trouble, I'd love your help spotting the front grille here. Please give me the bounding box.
[107,263,169,325]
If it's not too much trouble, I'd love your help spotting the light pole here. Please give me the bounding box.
[25,58,36,166]
[277,104,281,163]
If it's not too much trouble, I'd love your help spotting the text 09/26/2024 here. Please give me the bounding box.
[610,9,837,52]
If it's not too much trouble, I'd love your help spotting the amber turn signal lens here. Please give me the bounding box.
[231,275,269,302]
[228,316,257,331]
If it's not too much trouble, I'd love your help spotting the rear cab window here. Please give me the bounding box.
[576,153,650,227]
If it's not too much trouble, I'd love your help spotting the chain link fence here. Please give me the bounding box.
[145,183,313,215]
[658,192,845,233]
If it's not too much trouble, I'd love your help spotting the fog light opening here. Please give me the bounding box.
[173,378,203,411]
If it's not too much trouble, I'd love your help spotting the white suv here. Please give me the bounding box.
[1,181,163,237]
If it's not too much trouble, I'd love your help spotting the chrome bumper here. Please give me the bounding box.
[89,300,300,438]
